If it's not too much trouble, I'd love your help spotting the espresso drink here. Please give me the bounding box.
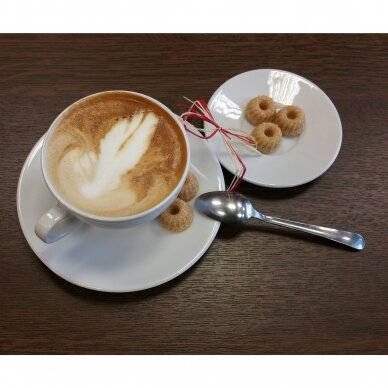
[47,92,187,217]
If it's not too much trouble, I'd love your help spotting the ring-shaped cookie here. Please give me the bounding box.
[159,198,194,232]
[245,96,276,125]
[274,105,305,136]
[178,172,199,202]
[251,122,282,154]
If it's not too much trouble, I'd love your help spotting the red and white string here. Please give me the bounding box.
[180,98,259,191]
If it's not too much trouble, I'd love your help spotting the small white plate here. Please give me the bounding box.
[17,131,224,292]
[205,69,342,188]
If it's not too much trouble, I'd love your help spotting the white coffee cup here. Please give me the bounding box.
[35,91,190,243]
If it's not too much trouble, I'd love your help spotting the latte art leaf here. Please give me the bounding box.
[76,112,159,198]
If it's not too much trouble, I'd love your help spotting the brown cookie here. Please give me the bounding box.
[274,105,305,136]
[178,171,199,202]
[159,198,194,232]
[251,122,282,154]
[245,96,276,126]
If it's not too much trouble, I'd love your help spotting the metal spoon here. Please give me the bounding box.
[195,191,365,250]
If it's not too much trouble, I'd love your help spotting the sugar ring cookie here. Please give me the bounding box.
[245,96,276,125]
[274,105,305,136]
[178,172,199,202]
[251,122,282,154]
[159,198,194,232]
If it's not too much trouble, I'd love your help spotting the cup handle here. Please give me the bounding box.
[35,203,82,243]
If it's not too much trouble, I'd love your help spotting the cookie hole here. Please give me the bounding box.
[169,205,180,215]
[264,128,274,137]
[287,110,297,120]
[259,102,268,110]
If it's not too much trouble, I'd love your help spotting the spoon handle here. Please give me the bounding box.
[253,211,365,250]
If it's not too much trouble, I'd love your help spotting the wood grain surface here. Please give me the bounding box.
[0,34,387,354]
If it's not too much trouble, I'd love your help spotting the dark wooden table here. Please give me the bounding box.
[1,34,387,354]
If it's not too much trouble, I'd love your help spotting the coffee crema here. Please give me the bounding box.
[47,92,187,217]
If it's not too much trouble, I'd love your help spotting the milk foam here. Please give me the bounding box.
[73,112,158,198]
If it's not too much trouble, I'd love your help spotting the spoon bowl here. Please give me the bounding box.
[195,191,253,224]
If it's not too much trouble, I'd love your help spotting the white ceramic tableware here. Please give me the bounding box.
[17,130,224,292]
[205,69,342,188]
[35,91,190,243]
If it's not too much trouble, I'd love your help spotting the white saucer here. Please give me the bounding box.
[205,69,342,188]
[17,131,224,292]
